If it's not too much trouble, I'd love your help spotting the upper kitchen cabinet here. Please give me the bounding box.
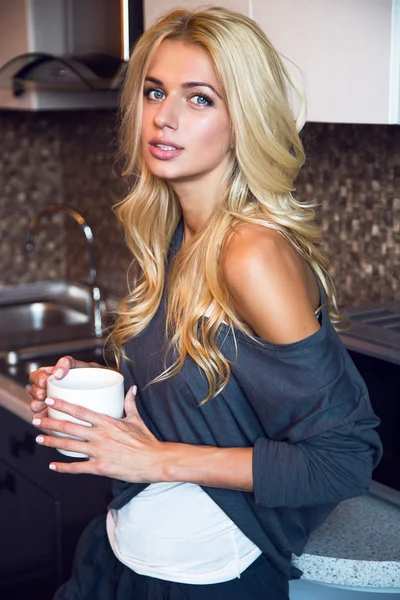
[144,0,250,29]
[252,0,400,124]
[144,0,400,124]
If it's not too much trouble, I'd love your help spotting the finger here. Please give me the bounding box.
[124,385,138,417]
[44,397,110,427]
[29,384,48,401]
[35,433,95,462]
[47,459,97,475]
[29,366,56,391]
[30,407,52,433]
[28,356,101,398]
[30,399,48,414]
[51,356,78,380]
[32,415,95,441]
[34,408,48,420]
[53,356,104,380]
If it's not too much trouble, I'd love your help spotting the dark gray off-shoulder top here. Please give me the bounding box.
[109,220,382,579]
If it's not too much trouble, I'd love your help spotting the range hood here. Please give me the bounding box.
[0,0,143,110]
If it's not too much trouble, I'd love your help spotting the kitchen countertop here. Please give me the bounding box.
[0,373,33,423]
[292,493,400,590]
[1,373,399,591]
[340,300,400,366]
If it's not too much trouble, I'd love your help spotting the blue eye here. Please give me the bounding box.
[190,94,213,107]
[144,88,165,101]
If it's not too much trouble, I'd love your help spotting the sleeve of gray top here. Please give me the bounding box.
[230,323,383,508]
[252,419,381,507]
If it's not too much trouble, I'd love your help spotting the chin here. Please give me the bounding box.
[147,164,193,182]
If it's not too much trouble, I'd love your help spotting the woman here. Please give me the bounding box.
[29,7,382,600]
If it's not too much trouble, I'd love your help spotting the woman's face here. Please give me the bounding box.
[141,40,232,186]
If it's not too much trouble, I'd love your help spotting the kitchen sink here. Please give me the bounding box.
[0,301,89,335]
[0,280,112,353]
[0,280,92,311]
[0,338,115,388]
[0,281,119,384]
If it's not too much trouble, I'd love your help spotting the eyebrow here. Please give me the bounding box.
[144,76,222,99]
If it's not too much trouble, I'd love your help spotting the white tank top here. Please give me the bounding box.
[106,482,262,584]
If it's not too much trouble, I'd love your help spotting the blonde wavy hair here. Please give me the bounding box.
[110,6,341,401]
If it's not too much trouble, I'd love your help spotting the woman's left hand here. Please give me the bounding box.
[33,386,164,482]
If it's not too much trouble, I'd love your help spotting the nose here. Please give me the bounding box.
[153,95,180,130]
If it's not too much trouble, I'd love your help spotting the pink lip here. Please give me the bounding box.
[149,137,183,148]
[148,140,183,160]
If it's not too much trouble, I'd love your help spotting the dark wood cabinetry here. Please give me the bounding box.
[348,350,400,494]
[0,459,61,591]
[0,405,112,599]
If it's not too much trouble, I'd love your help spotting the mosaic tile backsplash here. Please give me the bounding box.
[299,123,400,307]
[0,110,130,298]
[0,111,399,308]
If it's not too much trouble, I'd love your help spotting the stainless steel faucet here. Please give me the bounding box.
[26,204,103,338]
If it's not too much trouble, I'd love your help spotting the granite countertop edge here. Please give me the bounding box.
[293,554,400,589]
[0,373,32,422]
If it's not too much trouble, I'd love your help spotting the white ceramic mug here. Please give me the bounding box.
[47,367,124,458]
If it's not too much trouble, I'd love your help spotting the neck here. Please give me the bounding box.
[170,171,226,244]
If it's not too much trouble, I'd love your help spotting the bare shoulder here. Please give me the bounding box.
[223,223,292,273]
[222,224,321,344]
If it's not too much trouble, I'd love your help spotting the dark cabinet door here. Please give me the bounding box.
[0,459,61,592]
[0,405,113,596]
[348,350,400,493]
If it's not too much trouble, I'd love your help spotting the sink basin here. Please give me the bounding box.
[0,337,115,387]
[0,281,118,386]
[0,302,89,335]
[0,281,109,353]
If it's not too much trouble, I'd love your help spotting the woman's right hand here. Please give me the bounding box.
[29,356,100,418]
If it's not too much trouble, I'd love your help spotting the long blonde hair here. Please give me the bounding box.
[110,6,341,400]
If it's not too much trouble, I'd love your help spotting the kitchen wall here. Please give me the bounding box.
[0,110,399,307]
[299,122,400,306]
[0,110,130,297]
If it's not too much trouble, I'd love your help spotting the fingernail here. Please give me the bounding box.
[45,398,55,405]
[32,418,41,426]
[49,464,57,471]
[54,368,64,379]
[132,385,137,395]
[36,435,44,444]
